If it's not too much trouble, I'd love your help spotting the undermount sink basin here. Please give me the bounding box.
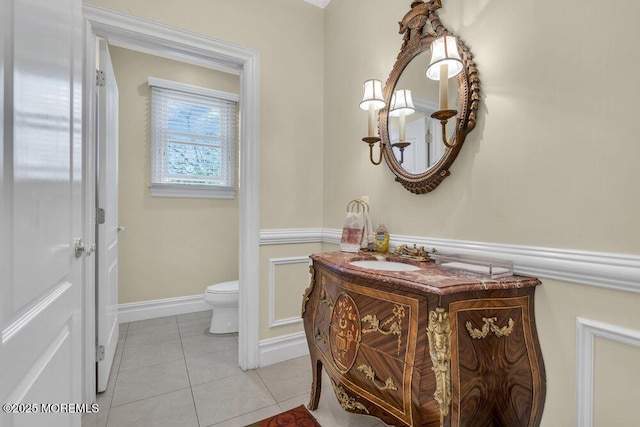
[349,260,421,272]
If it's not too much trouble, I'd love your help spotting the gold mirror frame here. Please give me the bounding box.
[380,0,480,194]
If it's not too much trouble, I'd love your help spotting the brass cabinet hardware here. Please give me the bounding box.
[466,317,515,339]
[357,364,398,391]
[361,304,406,355]
[427,307,452,426]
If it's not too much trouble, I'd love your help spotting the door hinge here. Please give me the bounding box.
[96,69,106,87]
[96,345,105,362]
[96,208,105,225]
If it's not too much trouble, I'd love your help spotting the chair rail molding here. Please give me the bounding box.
[260,228,324,245]
[576,318,640,427]
[260,228,640,295]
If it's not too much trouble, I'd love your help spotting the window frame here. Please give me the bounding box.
[148,76,239,199]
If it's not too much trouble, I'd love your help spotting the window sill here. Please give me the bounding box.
[150,183,235,199]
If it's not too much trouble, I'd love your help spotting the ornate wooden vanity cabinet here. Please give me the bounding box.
[302,252,546,426]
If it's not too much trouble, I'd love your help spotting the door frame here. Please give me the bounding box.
[82,3,260,404]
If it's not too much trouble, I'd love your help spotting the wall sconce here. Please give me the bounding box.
[425,35,463,148]
[360,79,385,165]
[389,89,415,165]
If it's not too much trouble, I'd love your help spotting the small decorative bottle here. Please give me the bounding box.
[375,222,390,253]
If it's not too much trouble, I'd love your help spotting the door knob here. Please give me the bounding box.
[117,226,126,233]
[74,238,96,258]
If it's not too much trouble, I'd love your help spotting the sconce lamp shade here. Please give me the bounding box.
[389,89,415,117]
[425,35,463,80]
[359,79,386,111]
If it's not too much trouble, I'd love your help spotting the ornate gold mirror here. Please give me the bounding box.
[379,0,480,194]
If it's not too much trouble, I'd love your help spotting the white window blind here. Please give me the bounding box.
[148,77,238,199]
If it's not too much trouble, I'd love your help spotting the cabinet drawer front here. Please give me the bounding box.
[318,268,420,364]
[342,346,416,426]
[450,296,544,427]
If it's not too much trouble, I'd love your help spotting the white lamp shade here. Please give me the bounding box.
[359,79,385,111]
[389,89,415,117]
[425,35,463,80]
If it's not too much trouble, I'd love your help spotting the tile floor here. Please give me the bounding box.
[82,312,391,427]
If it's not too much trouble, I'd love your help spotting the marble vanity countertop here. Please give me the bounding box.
[311,251,540,295]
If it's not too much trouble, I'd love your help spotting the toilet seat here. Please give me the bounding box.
[206,280,238,294]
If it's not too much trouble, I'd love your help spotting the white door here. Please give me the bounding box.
[1,0,84,425]
[96,39,120,392]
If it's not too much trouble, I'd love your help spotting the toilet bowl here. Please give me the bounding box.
[203,280,239,334]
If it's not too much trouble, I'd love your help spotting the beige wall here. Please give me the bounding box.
[324,0,640,253]
[324,0,640,426]
[93,0,640,423]
[91,0,326,307]
[110,46,240,303]
[89,0,325,230]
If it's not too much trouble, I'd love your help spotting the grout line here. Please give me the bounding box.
[177,317,202,427]
[108,386,193,410]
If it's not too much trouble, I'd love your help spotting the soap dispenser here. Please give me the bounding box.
[375,221,390,253]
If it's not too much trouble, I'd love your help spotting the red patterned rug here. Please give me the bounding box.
[246,405,321,427]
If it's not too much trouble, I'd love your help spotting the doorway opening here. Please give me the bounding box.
[83,4,260,404]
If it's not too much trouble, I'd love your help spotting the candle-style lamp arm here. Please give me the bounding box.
[431,109,458,148]
[362,136,384,165]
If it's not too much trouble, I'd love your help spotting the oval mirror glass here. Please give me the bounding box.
[388,50,458,174]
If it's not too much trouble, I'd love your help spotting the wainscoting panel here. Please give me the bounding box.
[268,257,311,328]
[576,318,640,427]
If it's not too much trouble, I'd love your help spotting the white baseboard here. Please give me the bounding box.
[118,294,211,323]
[259,332,309,367]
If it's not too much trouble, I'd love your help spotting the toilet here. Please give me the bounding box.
[203,280,239,334]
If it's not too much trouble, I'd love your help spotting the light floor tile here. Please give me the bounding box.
[177,310,211,324]
[181,333,237,359]
[256,356,311,402]
[185,348,243,386]
[127,316,177,332]
[192,371,276,426]
[82,409,109,427]
[207,404,282,427]
[106,388,198,427]
[85,316,394,427]
[311,390,382,427]
[124,322,180,348]
[178,317,212,338]
[276,393,309,413]
[119,338,184,372]
[112,359,190,407]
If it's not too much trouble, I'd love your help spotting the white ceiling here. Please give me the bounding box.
[303,0,332,9]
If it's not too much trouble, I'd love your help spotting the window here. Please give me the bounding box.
[148,77,238,199]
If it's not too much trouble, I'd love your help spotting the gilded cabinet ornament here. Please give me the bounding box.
[361,304,406,355]
[301,265,316,317]
[427,307,452,425]
[357,364,398,391]
[466,317,515,339]
[331,381,369,414]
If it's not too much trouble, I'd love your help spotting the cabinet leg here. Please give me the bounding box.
[307,358,323,410]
